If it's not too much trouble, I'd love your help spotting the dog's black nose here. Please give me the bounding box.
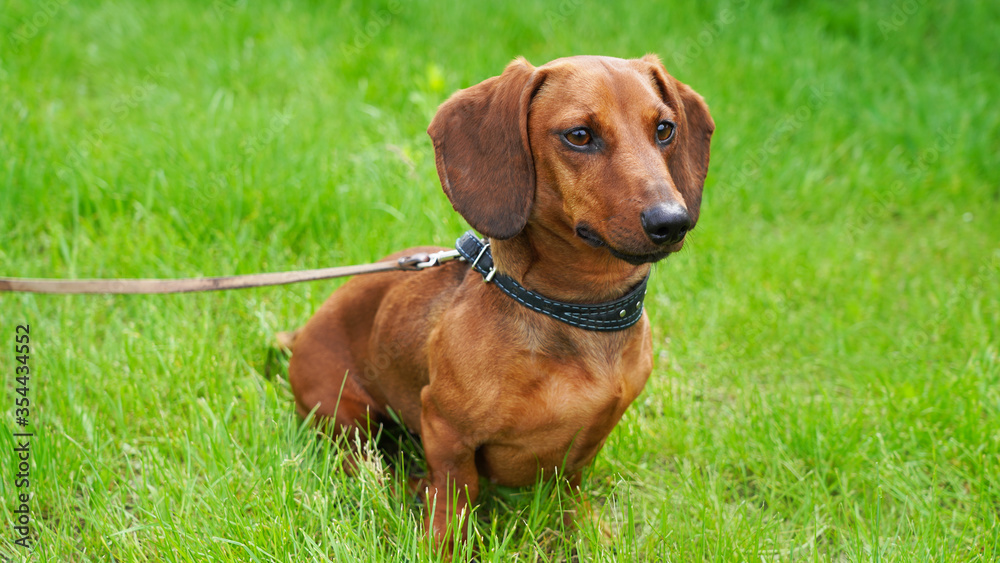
[641,203,692,245]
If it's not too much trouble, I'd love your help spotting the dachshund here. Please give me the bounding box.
[283,54,714,545]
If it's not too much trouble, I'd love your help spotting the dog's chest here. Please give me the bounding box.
[523,354,643,435]
[475,351,649,486]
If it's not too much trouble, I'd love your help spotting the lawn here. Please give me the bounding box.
[1,0,998,561]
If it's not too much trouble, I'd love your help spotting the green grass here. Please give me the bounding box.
[2,0,999,560]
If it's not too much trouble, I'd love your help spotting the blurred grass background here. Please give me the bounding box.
[1,0,998,560]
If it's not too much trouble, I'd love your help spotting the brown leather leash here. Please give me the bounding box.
[0,249,462,295]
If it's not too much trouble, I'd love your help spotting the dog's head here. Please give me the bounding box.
[428,54,714,265]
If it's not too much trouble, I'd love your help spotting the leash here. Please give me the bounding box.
[0,249,462,295]
[3,233,648,333]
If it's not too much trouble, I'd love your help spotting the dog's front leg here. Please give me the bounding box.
[419,387,480,547]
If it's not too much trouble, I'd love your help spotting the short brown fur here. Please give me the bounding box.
[287,54,714,545]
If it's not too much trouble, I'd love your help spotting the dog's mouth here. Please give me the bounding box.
[575,225,673,265]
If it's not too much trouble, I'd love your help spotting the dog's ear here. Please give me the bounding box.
[427,58,544,240]
[640,54,715,224]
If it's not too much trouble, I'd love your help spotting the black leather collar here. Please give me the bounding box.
[455,231,648,331]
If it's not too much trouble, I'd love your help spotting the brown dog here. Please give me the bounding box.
[285,54,713,542]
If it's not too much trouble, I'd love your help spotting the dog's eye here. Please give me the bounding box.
[565,128,592,147]
[656,121,676,144]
